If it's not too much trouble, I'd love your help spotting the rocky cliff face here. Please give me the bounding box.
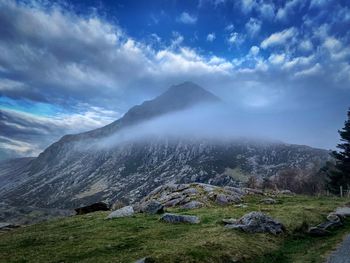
[0,82,329,210]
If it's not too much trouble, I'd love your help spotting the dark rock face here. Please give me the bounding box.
[74,202,110,215]
[225,212,285,235]
[138,200,164,214]
[160,213,200,224]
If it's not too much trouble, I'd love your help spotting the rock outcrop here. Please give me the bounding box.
[138,183,244,209]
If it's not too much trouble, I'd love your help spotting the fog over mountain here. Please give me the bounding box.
[0,83,329,215]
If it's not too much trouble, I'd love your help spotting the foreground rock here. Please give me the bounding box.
[139,183,245,210]
[75,202,110,215]
[308,211,345,236]
[160,213,200,224]
[106,206,134,219]
[225,211,285,235]
[138,200,164,214]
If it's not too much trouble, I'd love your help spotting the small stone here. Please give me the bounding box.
[134,257,155,263]
[327,213,341,223]
[160,213,200,224]
[181,201,204,210]
[222,218,238,224]
[106,206,134,219]
[216,194,241,205]
[260,198,277,205]
[234,204,248,208]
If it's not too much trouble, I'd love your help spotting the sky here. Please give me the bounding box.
[0,0,350,159]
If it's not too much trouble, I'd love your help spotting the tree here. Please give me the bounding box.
[328,108,350,193]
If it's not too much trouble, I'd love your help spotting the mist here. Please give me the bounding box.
[85,101,337,151]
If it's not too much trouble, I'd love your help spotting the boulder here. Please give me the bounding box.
[75,202,110,215]
[139,200,164,214]
[181,201,204,210]
[160,213,200,224]
[234,204,248,208]
[164,197,185,207]
[225,211,285,235]
[106,206,134,219]
[260,198,277,205]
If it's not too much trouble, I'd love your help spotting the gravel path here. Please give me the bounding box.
[327,234,350,263]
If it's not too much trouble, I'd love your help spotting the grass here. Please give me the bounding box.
[0,195,349,263]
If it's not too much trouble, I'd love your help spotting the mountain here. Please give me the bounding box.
[0,82,329,212]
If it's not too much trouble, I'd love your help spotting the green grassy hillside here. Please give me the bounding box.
[0,195,349,263]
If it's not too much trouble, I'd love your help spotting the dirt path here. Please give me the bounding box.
[327,234,350,263]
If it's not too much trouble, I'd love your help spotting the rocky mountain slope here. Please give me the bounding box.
[0,82,329,210]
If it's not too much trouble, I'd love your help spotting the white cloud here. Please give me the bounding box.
[276,0,303,21]
[206,33,216,42]
[249,46,260,56]
[225,24,235,31]
[294,63,322,77]
[258,3,275,19]
[176,12,197,24]
[245,18,262,37]
[261,28,297,49]
[269,54,286,65]
[299,40,314,52]
[227,32,245,46]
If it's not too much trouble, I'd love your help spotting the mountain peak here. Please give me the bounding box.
[162,81,220,102]
[119,82,220,126]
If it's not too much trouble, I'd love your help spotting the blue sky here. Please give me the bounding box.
[0,0,350,159]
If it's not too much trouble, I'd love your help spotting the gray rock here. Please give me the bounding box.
[222,218,238,224]
[139,200,164,214]
[317,220,342,231]
[216,194,241,205]
[160,213,200,224]
[164,197,184,207]
[182,188,198,195]
[327,213,342,223]
[335,207,350,217]
[134,257,155,263]
[106,206,134,219]
[308,226,331,236]
[260,198,277,205]
[225,211,285,235]
[181,201,204,210]
[279,190,294,195]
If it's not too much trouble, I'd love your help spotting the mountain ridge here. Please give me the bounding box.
[0,82,330,214]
